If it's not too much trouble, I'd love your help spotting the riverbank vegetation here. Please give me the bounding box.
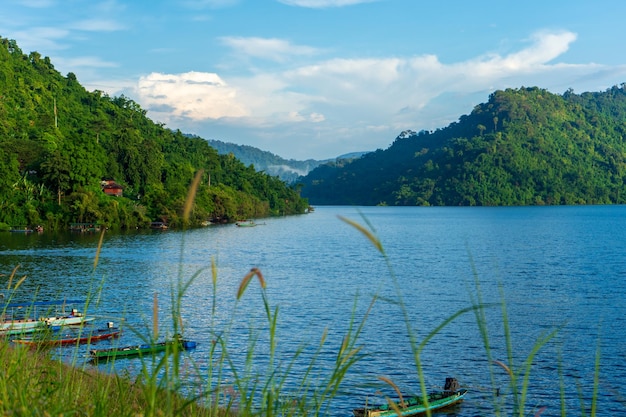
[0,37,308,231]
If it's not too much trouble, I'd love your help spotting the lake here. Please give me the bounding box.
[1,205,625,416]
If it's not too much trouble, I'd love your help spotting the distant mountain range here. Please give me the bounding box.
[205,139,369,183]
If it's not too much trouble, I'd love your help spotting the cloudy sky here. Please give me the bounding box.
[3,0,626,160]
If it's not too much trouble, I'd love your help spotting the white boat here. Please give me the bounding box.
[0,301,95,336]
[0,318,45,336]
[45,309,96,326]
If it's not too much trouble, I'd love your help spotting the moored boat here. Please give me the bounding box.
[9,226,33,233]
[13,323,121,347]
[353,378,467,417]
[0,318,46,336]
[89,336,197,361]
[45,308,96,327]
[69,223,101,232]
[0,300,95,337]
[235,219,257,227]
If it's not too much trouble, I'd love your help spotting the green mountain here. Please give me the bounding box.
[300,85,626,206]
[0,37,308,230]
[205,139,368,184]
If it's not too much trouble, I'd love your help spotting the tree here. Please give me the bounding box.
[41,149,72,205]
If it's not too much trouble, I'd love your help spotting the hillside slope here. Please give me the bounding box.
[300,86,626,206]
[0,37,308,229]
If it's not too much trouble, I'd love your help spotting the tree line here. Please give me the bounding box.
[0,37,308,230]
[299,85,626,206]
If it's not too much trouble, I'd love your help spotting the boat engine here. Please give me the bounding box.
[444,377,460,393]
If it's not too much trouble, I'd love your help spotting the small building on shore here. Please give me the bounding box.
[101,179,123,197]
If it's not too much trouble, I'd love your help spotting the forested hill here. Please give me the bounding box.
[0,37,308,230]
[299,85,626,206]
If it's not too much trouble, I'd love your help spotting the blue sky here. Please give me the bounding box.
[3,0,626,160]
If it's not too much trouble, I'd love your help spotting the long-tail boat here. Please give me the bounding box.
[89,335,196,362]
[13,323,121,347]
[353,378,467,417]
[0,300,95,336]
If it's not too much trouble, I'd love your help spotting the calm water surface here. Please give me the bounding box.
[1,206,625,416]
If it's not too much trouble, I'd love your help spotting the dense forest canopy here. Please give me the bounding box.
[0,37,308,230]
[299,85,626,206]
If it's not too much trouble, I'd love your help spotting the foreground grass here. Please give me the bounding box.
[0,341,218,417]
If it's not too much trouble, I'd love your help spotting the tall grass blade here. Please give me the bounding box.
[378,376,405,407]
[183,169,203,222]
[237,267,266,299]
[338,215,384,254]
[93,227,105,270]
[591,330,601,417]
[153,292,158,340]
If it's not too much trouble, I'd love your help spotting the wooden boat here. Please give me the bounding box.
[69,223,101,232]
[13,324,121,347]
[353,378,467,417]
[0,300,95,337]
[89,336,197,361]
[0,318,46,336]
[235,219,257,227]
[45,308,96,327]
[10,226,33,233]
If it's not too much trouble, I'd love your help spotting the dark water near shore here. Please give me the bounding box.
[1,205,625,416]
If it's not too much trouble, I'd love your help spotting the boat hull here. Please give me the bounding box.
[236,220,256,227]
[0,315,95,337]
[90,339,197,361]
[45,315,95,326]
[1,301,94,336]
[0,320,46,336]
[13,329,121,347]
[353,389,467,417]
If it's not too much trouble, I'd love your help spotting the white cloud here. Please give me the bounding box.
[309,112,325,122]
[130,30,626,158]
[220,36,320,62]
[136,72,248,120]
[136,30,594,125]
[11,27,70,51]
[83,77,136,95]
[470,30,578,76]
[54,56,119,68]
